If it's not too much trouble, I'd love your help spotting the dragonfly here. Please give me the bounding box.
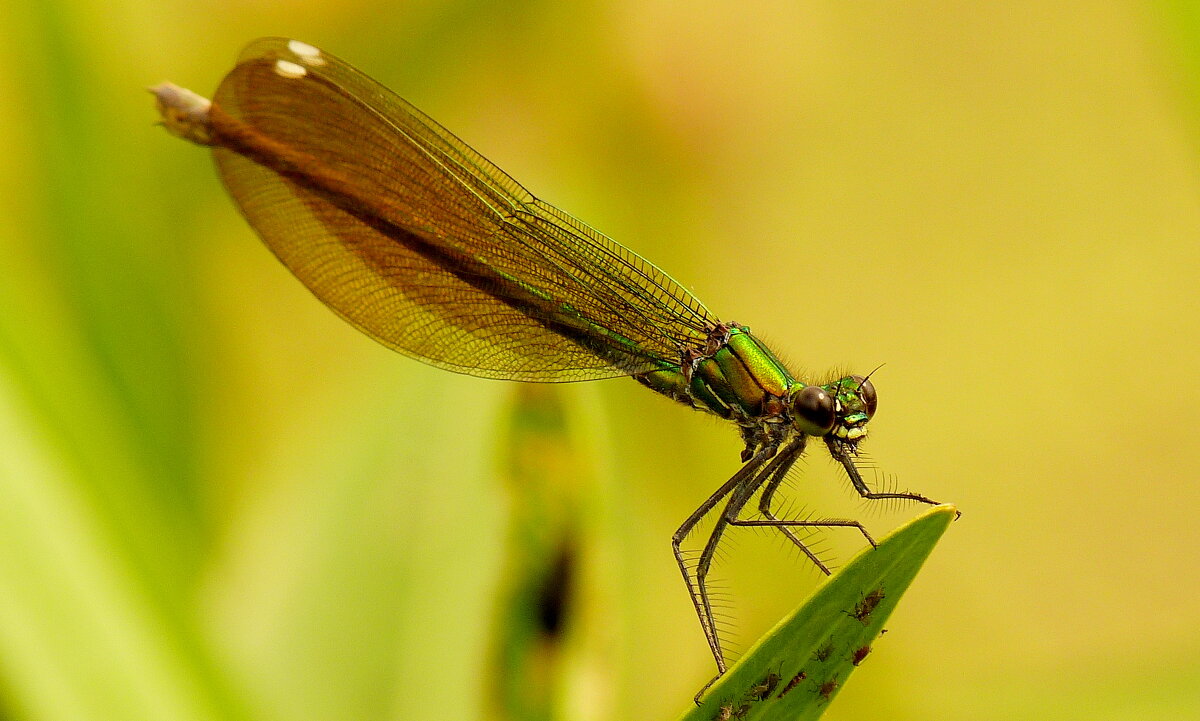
[152,37,943,690]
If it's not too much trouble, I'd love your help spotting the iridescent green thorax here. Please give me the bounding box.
[634,323,795,422]
[634,324,880,454]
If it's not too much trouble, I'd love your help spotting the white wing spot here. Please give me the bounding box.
[287,39,326,66]
[274,59,307,78]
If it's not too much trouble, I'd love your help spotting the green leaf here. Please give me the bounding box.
[678,504,957,721]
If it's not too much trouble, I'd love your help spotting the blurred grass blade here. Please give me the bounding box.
[489,385,586,721]
[678,505,956,721]
[0,376,237,721]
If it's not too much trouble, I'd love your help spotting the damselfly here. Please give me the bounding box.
[152,37,943,688]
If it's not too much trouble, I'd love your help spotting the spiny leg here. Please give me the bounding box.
[693,475,761,669]
[826,438,940,505]
[744,437,878,562]
[723,436,832,572]
[731,517,877,556]
[672,453,769,681]
[687,496,743,705]
[678,448,799,704]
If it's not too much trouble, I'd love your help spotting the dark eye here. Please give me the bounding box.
[852,375,878,418]
[792,385,835,435]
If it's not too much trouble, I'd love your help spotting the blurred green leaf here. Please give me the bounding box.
[0,5,245,721]
[489,386,583,721]
[678,505,956,721]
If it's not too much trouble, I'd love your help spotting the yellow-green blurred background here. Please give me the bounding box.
[2,1,1198,720]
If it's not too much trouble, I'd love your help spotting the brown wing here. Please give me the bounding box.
[208,37,715,381]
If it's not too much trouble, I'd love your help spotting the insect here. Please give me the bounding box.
[748,671,781,700]
[152,37,944,686]
[813,643,834,662]
[777,671,806,698]
[713,700,750,720]
[850,587,886,624]
[817,677,839,703]
[851,645,872,665]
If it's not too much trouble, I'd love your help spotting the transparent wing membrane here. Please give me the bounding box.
[210,38,714,381]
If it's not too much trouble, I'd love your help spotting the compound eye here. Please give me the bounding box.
[852,375,878,418]
[793,385,835,435]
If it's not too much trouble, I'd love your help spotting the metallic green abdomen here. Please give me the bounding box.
[635,325,795,420]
